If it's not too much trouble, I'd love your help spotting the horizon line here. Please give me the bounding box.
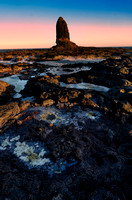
[0,46,132,50]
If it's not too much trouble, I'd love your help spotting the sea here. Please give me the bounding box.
[0,47,132,53]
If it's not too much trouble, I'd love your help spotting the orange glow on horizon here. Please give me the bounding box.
[0,21,132,49]
[69,23,132,47]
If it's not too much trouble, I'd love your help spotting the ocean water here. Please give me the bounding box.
[0,48,49,53]
[0,47,132,52]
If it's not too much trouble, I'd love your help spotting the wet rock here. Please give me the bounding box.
[68,90,81,99]
[0,64,23,74]
[19,100,31,112]
[123,80,132,87]
[0,64,12,73]
[119,67,129,74]
[39,75,59,85]
[21,76,60,101]
[41,99,55,107]
[66,77,77,84]
[83,93,92,99]
[12,65,23,72]
[56,102,78,109]
[22,75,81,106]
[0,102,20,128]
[58,95,68,103]
[81,93,99,109]
[40,92,51,100]
[82,98,99,109]
[0,80,15,104]
[122,102,132,113]
[71,57,132,88]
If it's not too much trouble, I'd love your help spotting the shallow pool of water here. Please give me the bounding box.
[0,74,28,98]
[0,74,27,93]
[60,82,110,92]
[45,65,91,76]
[21,96,36,102]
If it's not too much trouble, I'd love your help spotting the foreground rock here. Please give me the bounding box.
[0,111,131,200]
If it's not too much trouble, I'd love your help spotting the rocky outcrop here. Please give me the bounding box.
[56,17,70,43]
[0,102,20,129]
[0,64,23,74]
[0,101,33,129]
[0,80,15,104]
[52,17,78,50]
[41,99,55,107]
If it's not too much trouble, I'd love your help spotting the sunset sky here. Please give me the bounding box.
[0,0,132,49]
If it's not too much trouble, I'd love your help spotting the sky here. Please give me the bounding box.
[0,0,132,49]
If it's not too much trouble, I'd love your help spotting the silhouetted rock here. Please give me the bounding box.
[56,17,70,43]
[52,17,78,50]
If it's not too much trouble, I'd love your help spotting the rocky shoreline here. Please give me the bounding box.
[0,47,131,200]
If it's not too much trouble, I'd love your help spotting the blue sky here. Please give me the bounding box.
[0,0,132,24]
[0,0,132,48]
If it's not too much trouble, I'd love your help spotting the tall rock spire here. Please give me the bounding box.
[52,17,78,50]
[56,17,70,43]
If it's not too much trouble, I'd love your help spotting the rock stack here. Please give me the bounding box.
[52,17,78,50]
[56,17,70,42]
